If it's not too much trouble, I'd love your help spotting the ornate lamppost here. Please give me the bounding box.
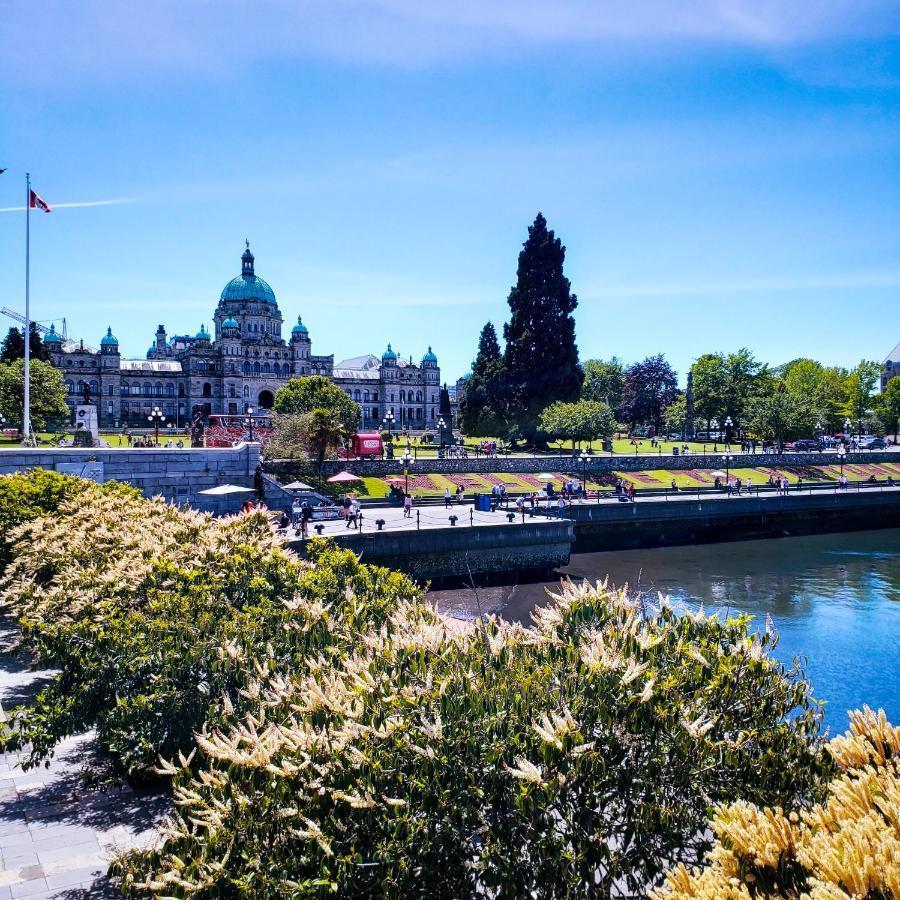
[844,417,853,449]
[579,450,589,498]
[402,450,412,493]
[148,406,165,446]
[243,406,255,442]
[437,416,446,448]
[383,410,395,440]
[838,443,846,478]
[724,415,733,448]
[724,451,733,495]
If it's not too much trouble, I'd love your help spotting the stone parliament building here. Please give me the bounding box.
[45,244,442,431]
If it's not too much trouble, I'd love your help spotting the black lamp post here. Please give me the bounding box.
[383,411,395,440]
[724,451,733,495]
[838,443,846,477]
[724,415,733,448]
[437,415,446,448]
[147,406,165,446]
[402,451,412,493]
[244,406,255,442]
[580,450,589,497]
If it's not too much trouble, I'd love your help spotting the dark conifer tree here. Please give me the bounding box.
[459,321,507,436]
[503,213,582,442]
[0,324,48,363]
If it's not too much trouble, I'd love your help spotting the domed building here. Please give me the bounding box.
[46,242,441,431]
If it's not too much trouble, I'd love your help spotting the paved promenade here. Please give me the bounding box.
[0,623,166,899]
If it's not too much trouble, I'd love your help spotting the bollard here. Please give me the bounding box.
[375,519,385,531]
[470,509,474,526]
[449,515,458,526]
[314,524,325,535]
[506,512,515,522]
[416,509,420,531]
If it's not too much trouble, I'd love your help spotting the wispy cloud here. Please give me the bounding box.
[4,0,899,84]
[0,198,133,213]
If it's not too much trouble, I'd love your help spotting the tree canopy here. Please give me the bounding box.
[0,324,49,364]
[539,399,615,449]
[618,355,679,433]
[273,375,360,433]
[459,321,508,437]
[0,358,68,430]
[581,357,625,409]
[503,213,582,441]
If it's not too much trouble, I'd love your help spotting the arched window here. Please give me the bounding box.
[143,382,152,396]
[243,362,250,375]
[154,382,163,396]
[363,390,369,402]
[400,390,406,402]
[132,384,141,396]
[253,362,260,374]
[120,383,129,396]
[178,384,185,397]
[262,362,270,374]
[88,380,99,395]
[272,363,279,377]
[416,391,422,402]
[65,380,74,394]
[202,383,212,398]
[243,385,249,399]
[354,390,360,401]
[165,383,174,396]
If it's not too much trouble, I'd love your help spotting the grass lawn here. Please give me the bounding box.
[0,432,196,448]
[351,461,900,499]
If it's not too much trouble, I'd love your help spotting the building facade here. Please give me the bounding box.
[883,342,900,392]
[46,244,441,431]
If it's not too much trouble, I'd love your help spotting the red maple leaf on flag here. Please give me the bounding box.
[29,190,51,213]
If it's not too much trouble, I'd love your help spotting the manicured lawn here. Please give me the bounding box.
[0,432,195,448]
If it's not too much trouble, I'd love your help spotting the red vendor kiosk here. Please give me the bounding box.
[349,432,383,459]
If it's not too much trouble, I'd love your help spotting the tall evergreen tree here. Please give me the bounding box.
[459,321,507,436]
[0,324,49,363]
[503,213,581,442]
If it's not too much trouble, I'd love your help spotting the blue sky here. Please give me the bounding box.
[2,0,899,383]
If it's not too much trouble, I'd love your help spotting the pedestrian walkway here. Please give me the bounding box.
[0,623,167,899]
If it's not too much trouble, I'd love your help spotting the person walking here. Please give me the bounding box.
[444,487,452,508]
[403,493,413,518]
[557,495,567,518]
[455,484,463,504]
[299,501,312,538]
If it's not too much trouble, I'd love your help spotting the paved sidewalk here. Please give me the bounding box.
[0,626,167,899]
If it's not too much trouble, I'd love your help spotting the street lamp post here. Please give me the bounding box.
[724,415,733,448]
[838,444,846,478]
[147,406,165,446]
[437,416,446,448]
[725,451,733,495]
[844,417,852,449]
[244,406,255,442]
[383,411,395,440]
[579,450,589,498]
[402,451,412,493]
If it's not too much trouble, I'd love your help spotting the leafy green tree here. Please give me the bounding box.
[663,394,688,436]
[581,357,625,408]
[691,349,768,436]
[690,354,728,431]
[0,358,68,430]
[842,360,881,435]
[539,399,615,449]
[503,213,582,442]
[273,375,359,433]
[459,321,507,436]
[618,355,678,433]
[301,408,346,483]
[745,382,813,447]
[876,376,900,439]
[0,324,48,364]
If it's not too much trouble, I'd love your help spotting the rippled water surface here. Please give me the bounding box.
[429,529,900,732]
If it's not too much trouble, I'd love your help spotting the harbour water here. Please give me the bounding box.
[430,528,900,733]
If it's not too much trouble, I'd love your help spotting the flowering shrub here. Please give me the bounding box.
[0,469,139,574]
[652,706,900,899]
[116,579,828,897]
[0,476,420,779]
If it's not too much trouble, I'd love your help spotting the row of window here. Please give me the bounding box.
[345,388,438,404]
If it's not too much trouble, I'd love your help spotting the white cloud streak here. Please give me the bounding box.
[0,199,133,213]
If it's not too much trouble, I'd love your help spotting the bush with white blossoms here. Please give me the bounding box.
[0,472,420,778]
[652,705,900,899]
[116,578,829,897]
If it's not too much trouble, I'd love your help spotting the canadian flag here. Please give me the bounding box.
[29,190,51,213]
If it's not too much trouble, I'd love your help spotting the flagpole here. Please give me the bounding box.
[23,172,32,445]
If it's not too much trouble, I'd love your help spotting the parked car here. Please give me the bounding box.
[787,439,824,452]
[859,436,886,450]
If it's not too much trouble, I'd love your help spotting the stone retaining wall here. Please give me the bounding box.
[0,444,261,512]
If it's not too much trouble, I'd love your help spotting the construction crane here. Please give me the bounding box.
[1,307,68,340]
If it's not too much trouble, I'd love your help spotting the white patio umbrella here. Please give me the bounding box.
[197,484,256,496]
[283,480,315,491]
[710,470,728,479]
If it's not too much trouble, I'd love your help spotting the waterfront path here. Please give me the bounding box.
[0,622,167,899]
[298,482,900,541]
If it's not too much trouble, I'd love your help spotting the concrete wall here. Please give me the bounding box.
[0,444,261,513]
[277,450,895,479]
[289,519,574,583]
[567,488,900,552]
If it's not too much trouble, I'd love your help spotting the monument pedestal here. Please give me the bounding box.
[74,405,99,447]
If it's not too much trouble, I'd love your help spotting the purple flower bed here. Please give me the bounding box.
[680,470,714,484]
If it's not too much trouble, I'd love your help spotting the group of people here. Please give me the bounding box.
[241,498,268,513]
[442,485,466,507]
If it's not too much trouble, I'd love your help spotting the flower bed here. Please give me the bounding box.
[680,469,714,484]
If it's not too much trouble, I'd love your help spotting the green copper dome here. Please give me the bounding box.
[44,324,62,345]
[291,316,308,335]
[382,342,397,361]
[222,317,239,329]
[100,327,118,346]
[195,324,211,340]
[422,346,437,363]
[220,242,276,305]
